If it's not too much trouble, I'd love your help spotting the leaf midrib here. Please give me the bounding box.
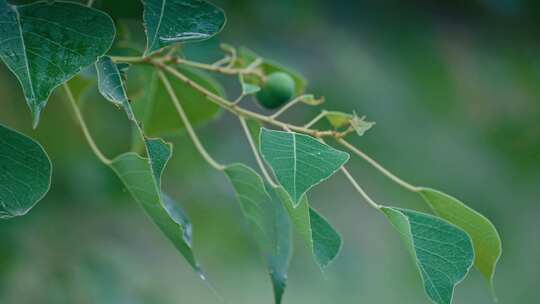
[292,132,297,202]
[149,0,167,54]
[13,5,35,103]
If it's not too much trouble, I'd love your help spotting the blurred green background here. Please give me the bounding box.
[1,0,539,303]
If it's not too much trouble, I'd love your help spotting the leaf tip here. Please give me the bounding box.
[30,104,43,129]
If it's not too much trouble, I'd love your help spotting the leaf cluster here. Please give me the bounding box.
[0,1,501,303]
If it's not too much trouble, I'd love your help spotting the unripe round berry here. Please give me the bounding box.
[255,72,295,109]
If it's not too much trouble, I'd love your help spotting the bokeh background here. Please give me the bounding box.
[1,0,539,303]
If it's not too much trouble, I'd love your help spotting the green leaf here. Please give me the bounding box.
[224,164,292,304]
[95,56,134,119]
[324,111,374,136]
[298,94,324,106]
[142,0,226,56]
[110,139,200,273]
[260,128,350,206]
[277,188,342,269]
[131,66,224,137]
[0,0,115,127]
[325,111,352,129]
[94,59,202,276]
[418,188,502,289]
[381,207,474,304]
[0,123,51,219]
[239,74,261,95]
[238,47,307,95]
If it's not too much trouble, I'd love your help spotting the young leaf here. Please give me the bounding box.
[298,94,325,106]
[0,123,51,219]
[224,164,292,304]
[381,207,474,304]
[350,114,375,136]
[142,0,226,56]
[260,128,350,206]
[325,111,352,129]
[95,56,134,119]
[110,139,200,273]
[324,111,374,136]
[239,74,261,95]
[131,66,224,137]
[0,0,115,127]
[242,82,261,95]
[238,47,307,95]
[418,188,502,289]
[277,188,342,269]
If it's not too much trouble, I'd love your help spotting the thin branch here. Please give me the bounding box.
[174,58,244,75]
[63,83,111,165]
[224,47,237,69]
[212,56,231,67]
[337,138,419,192]
[304,110,328,128]
[157,71,225,171]
[232,93,245,105]
[341,167,381,209]
[239,117,277,187]
[110,55,349,138]
[270,95,306,119]
[156,62,345,138]
[86,0,95,7]
[110,56,149,64]
[244,57,263,71]
[87,53,400,209]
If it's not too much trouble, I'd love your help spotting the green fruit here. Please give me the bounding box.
[256,72,295,109]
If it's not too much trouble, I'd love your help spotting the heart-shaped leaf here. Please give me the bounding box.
[260,128,350,206]
[381,207,474,304]
[277,188,342,269]
[142,0,226,56]
[418,188,502,290]
[0,0,115,127]
[0,123,51,219]
[224,164,292,304]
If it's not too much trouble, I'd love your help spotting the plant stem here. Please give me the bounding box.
[110,55,260,77]
[63,84,112,165]
[238,117,277,187]
[317,138,380,209]
[337,138,419,192]
[173,58,245,75]
[270,95,305,119]
[156,62,344,138]
[114,54,416,197]
[86,0,94,7]
[341,167,381,209]
[110,56,149,64]
[211,56,231,67]
[304,110,328,128]
[157,71,225,171]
